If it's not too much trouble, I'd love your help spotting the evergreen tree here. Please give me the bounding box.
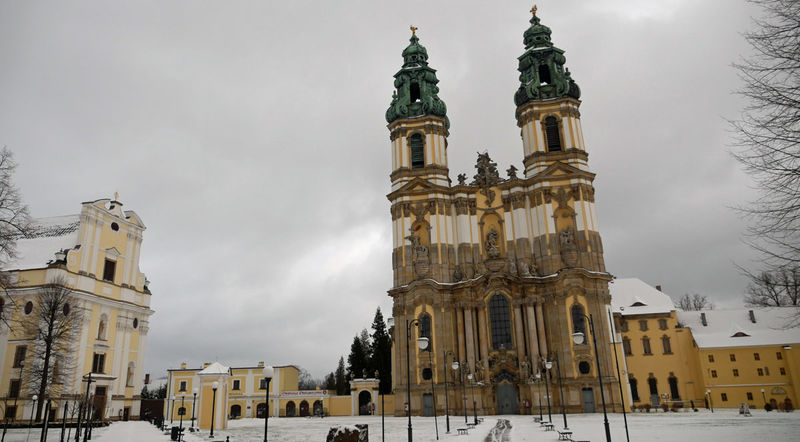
[347,332,369,379]
[323,372,336,391]
[370,307,393,394]
[334,356,348,396]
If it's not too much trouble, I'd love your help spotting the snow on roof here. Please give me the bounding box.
[197,362,231,375]
[610,278,676,315]
[677,308,800,348]
[2,215,81,271]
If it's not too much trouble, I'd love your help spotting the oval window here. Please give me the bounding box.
[24,301,33,315]
[421,368,432,381]
[133,318,139,329]
[63,303,70,316]
[111,222,119,231]
[578,361,591,375]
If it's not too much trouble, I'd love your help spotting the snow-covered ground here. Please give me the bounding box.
[3,409,799,441]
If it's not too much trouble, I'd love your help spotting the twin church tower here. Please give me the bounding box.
[386,9,622,415]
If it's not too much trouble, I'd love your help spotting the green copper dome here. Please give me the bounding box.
[386,30,449,128]
[514,11,580,106]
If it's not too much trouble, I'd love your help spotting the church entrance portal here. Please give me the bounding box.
[422,393,434,416]
[496,384,518,414]
[582,388,596,413]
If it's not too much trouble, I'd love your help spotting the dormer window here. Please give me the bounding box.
[732,331,750,337]
[631,301,646,307]
[544,116,562,152]
[410,134,425,169]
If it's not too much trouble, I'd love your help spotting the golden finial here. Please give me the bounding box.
[410,25,418,36]
[531,5,538,16]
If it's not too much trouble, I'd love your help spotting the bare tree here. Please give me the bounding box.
[0,147,33,317]
[731,0,800,267]
[677,293,713,311]
[16,276,80,421]
[744,266,800,306]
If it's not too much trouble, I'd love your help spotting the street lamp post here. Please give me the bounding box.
[467,373,478,426]
[178,396,185,441]
[209,382,218,439]
[553,353,568,429]
[75,373,93,442]
[263,365,274,442]
[607,310,630,442]
[387,316,427,442]
[761,388,767,409]
[376,371,384,442]
[190,388,198,431]
[572,313,612,442]
[422,346,439,440]
[707,390,714,412]
[542,359,552,423]
[535,371,543,421]
[443,351,455,434]
[26,395,38,442]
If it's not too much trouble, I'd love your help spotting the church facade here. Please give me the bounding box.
[387,10,622,416]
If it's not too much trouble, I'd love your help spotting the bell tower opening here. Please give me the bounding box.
[410,134,425,169]
[538,64,551,85]
[410,82,421,102]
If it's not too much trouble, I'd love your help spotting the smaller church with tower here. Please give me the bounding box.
[386,7,622,416]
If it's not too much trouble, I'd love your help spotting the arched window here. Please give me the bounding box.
[256,403,267,418]
[571,305,586,344]
[648,375,658,396]
[629,375,640,402]
[489,294,513,350]
[544,116,562,152]
[668,374,680,400]
[410,82,421,102]
[642,336,652,355]
[410,134,425,169]
[418,313,432,351]
[286,401,296,417]
[230,404,241,418]
[661,335,672,354]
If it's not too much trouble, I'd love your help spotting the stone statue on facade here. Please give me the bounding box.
[486,228,501,259]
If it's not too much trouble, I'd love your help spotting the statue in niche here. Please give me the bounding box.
[407,229,431,277]
[506,165,518,179]
[486,228,501,259]
[517,259,531,277]
[559,226,578,267]
[453,265,464,282]
[457,173,467,185]
[520,359,530,380]
[509,259,517,275]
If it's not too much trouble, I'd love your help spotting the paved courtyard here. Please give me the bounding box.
[3,409,799,441]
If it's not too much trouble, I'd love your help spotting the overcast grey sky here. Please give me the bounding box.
[0,0,761,381]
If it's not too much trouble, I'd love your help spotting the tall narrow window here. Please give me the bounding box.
[642,337,652,355]
[179,380,187,391]
[102,259,116,282]
[126,363,135,387]
[9,380,20,398]
[409,134,425,169]
[489,294,513,350]
[629,376,639,402]
[13,346,26,367]
[661,336,672,354]
[571,305,586,344]
[658,319,668,330]
[622,337,632,356]
[544,116,562,152]
[419,313,432,352]
[92,353,105,374]
[648,376,658,396]
[668,375,680,400]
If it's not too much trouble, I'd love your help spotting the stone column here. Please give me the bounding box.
[535,301,548,357]
[464,306,476,372]
[457,306,466,364]
[513,301,526,361]
[526,302,540,361]
[477,302,489,364]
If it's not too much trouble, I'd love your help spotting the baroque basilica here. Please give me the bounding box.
[386,9,622,415]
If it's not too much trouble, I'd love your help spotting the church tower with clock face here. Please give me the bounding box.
[387,10,622,418]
